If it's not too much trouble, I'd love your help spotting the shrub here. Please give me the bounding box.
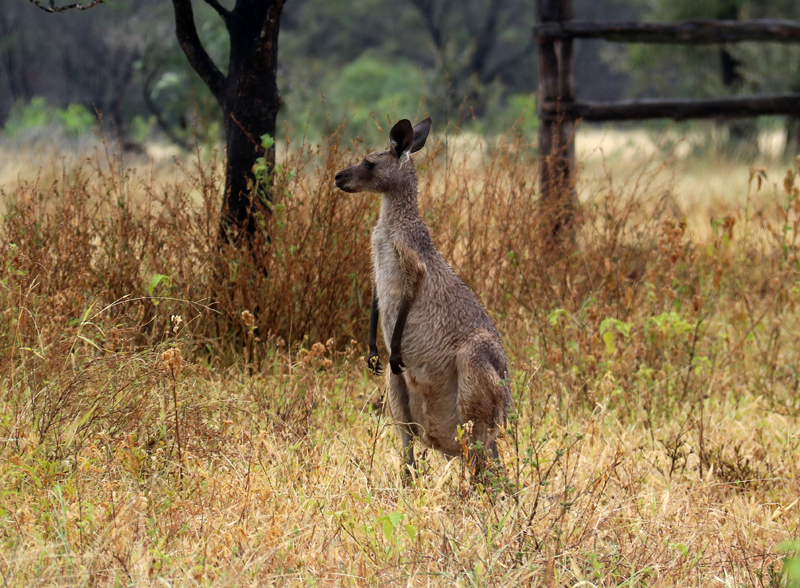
[3,97,96,137]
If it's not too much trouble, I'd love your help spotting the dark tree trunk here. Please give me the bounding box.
[719,47,741,88]
[110,51,137,147]
[171,0,285,247]
[716,4,757,156]
[719,45,757,154]
[221,1,282,243]
[0,9,33,103]
[786,116,800,157]
[717,3,741,89]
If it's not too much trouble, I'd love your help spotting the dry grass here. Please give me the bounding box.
[1,123,800,586]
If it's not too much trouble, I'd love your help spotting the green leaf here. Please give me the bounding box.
[785,557,800,586]
[602,331,616,354]
[78,335,100,351]
[404,523,417,542]
[377,516,394,541]
[376,511,404,541]
[547,308,568,327]
[669,542,688,558]
[388,511,403,529]
[148,274,170,297]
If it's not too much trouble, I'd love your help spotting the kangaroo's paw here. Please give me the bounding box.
[367,353,384,376]
[389,352,405,374]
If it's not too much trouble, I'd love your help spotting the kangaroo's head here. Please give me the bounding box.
[334,117,431,194]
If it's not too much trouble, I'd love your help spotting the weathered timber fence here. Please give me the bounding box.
[535,0,800,235]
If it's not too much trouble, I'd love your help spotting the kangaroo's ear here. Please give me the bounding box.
[410,117,432,153]
[389,119,414,158]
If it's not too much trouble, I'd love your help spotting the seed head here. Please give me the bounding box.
[162,347,183,377]
[171,314,183,334]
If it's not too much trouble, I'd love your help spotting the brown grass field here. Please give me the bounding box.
[1,122,800,586]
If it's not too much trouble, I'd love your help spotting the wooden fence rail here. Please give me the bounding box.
[543,94,800,122]
[535,0,800,237]
[535,19,800,44]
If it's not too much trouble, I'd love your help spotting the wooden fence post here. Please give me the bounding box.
[534,10,800,244]
[536,0,576,239]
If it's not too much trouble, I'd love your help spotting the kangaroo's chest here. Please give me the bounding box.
[371,223,405,329]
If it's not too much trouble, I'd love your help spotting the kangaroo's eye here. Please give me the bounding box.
[364,161,375,170]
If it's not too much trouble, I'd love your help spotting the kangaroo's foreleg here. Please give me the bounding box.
[367,286,383,375]
[390,240,426,374]
[389,297,411,374]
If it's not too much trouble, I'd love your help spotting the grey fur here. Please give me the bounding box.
[334,118,511,481]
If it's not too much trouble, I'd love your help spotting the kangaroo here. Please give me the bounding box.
[334,118,511,482]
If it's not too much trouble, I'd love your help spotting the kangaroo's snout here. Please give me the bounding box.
[334,166,359,193]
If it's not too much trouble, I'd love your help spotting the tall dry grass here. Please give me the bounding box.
[1,123,800,586]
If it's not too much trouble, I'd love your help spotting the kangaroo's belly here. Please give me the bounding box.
[404,371,462,456]
[371,224,496,455]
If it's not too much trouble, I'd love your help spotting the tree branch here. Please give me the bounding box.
[171,0,227,102]
[462,0,480,38]
[409,0,443,49]
[142,64,192,151]
[201,0,231,28]
[469,0,502,76]
[26,0,104,13]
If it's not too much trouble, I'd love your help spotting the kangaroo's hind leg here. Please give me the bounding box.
[456,335,511,481]
[387,372,418,483]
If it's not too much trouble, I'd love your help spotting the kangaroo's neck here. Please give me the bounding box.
[379,173,420,226]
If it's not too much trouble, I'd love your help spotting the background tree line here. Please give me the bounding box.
[1,0,637,147]
[4,0,800,148]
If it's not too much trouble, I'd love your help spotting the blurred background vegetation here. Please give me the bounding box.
[1,0,799,152]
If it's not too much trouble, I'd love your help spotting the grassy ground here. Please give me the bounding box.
[1,126,800,586]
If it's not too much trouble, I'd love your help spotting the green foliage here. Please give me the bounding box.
[375,510,404,542]
[781,540,800,587]
[334,54,424,122]
[135,3,228,147]
[129,115,156,144]
[2,0,540,145]
[506,93,538,134]
[279,53,432,141]
[147,274,171,305]
[3,97,96,137]
[252,134,276,186]
[599,317,632,354]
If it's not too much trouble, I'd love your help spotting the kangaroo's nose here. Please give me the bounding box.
[335,172,343,182]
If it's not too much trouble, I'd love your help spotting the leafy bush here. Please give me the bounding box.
[3,97,96,137]
[333,54,425,126]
